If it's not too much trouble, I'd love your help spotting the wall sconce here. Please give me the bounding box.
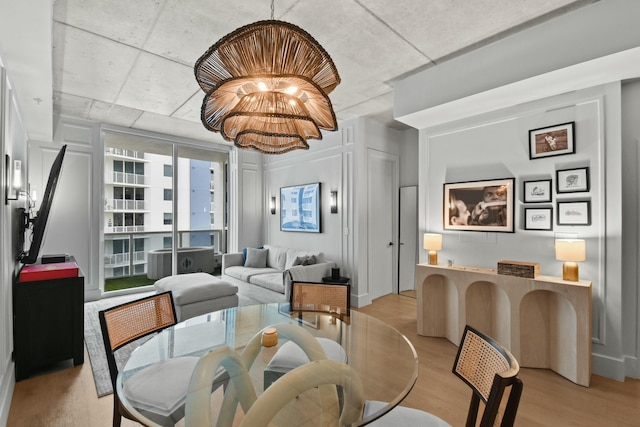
[330,190,338,214]
[270,196,276,215]
[5,154,22,204]
[423,233,442,265]
[555,238,586,281]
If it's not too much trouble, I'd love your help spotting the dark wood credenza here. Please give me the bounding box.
[13,258,84,381]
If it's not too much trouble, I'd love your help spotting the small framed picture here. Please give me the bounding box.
[556,167,590,193]
[523,179,552,203]
[557,200,591,226]
[529,122,575,160]
[524,207,553,230]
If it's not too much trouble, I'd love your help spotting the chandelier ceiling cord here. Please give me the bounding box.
[194,0,341,154]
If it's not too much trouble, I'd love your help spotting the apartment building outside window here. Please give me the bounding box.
[103,133,228,289]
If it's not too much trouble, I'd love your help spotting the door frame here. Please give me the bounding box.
[366,149,399,301]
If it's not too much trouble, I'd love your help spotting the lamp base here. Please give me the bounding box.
[562,262,579,281]
[428,251,438,265]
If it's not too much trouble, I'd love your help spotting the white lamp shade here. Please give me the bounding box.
[555,239,586,262]
[423,233,442,251]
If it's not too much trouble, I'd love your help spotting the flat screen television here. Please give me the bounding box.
[18,144,68,264]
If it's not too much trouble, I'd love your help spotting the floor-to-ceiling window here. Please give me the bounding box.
[103,131,228,292]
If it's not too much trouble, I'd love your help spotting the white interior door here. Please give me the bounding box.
[399,186,417,294]
[368,150,398,301]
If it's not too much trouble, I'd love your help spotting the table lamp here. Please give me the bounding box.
[555,239,585,281]
[423,233,442,265]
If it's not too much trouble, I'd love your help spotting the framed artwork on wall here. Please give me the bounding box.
[556,167,590,193]
[443,178,515,233]
[523,179,552,203]
[557,200,591,226]
[529,122,575,160]
[280,182,321,233]
[524,207,553,230]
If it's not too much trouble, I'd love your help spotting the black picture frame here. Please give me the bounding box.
[524,207,553,230]
[523,179,552,203]
[529,122,575,160]
[557,200,591,226]
[556,167,590,193]
[443,178,515,233]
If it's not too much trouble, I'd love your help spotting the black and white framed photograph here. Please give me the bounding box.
[443,178,515,233]
[523,179,552,203]
[524,207,553,230]
[556,167,590,193]
[529,122,575,160]
[557,200,591,226]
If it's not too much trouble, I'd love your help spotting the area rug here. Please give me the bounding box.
[84,280,286,397]
[83,291,155,397]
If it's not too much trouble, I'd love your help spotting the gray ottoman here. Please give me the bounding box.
[153,272,238,321]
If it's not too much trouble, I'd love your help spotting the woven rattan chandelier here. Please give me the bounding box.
[194,4,340,154]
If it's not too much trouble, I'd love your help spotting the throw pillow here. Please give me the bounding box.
[292,255,307,266]
[301,255,317,266]
[245,247,268,268]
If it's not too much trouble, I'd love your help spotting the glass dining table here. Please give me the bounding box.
[117,303,419,426]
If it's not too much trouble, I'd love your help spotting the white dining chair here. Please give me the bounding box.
[264,281,350,388]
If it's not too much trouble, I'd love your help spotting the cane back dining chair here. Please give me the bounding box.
[98,291,199,427]
[263,281,351,388]
[365,324,524,427]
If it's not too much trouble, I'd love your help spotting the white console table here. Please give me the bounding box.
[416,263,592,387]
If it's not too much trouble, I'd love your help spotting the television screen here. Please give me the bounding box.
[280,182,321,233]
[19,145,67,264]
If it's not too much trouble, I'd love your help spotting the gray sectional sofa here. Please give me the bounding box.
[222,244,335,300]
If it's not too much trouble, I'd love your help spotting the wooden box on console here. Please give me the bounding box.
[497,260,540,278]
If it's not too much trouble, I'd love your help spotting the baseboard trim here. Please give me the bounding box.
[0,361,15,426]
[593,352,626,382]
[624,354,639,379]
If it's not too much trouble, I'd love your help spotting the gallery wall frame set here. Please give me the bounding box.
[557,200,591,226]
[529,121,575,160]
[523,179,552,203]
[556,167,590,193]
[443,178,515,233]
[524,207,553,230]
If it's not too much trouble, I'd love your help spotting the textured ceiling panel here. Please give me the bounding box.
[45,0,595,139]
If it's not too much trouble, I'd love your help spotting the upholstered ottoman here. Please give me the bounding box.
[153,272,238,321]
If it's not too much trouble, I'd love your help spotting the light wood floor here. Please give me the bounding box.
[7,294,640,426]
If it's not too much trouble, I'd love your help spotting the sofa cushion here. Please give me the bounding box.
[225,266,280,282]
[263,244,288,270]
[153,273,238,306]
[245,247,268,268]
[249,272,286,294]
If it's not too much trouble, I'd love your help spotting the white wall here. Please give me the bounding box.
[399,128,419,187]
[419,83,623,380]
[396,0,638,382]
[262,121,354,280]
[261,118,411,307]
[621,80,640,377]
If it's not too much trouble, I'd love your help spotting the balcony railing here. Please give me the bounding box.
[103,229,225,279]
[105,225,146,233]
[108,171,147,186]
[104,250,146,267]
[105,147,145,159]
[105,198,147,211]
